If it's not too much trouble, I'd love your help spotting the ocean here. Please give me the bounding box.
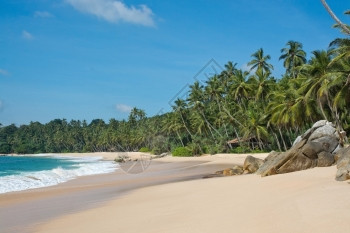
[0,155,118,194]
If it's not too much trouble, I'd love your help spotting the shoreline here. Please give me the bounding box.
[0,152,256,233]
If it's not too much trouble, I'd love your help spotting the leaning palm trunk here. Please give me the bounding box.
[318,99,329,121]
[179,112,193,137]
[215,98,229,138]
[278,127,288,151]
[320,0,350,35]
[222,106,244,127]
[273,131,282,151]
[176,130,185,147]
[200,110,222,138]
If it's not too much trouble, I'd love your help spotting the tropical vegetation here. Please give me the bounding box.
[0,7,349,156]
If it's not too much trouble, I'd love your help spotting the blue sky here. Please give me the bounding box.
[0,0,349,126]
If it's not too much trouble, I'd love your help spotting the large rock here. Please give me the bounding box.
[317,151,335,167]
[258,120,344,177]
[256,151,281,175]
[243,156,264,173]
[217,165,244,176]
[335,147,350,181]
[224,165,244,176]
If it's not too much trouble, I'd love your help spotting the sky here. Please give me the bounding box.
[0,0,349,126]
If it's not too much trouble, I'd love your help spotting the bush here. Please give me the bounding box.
[230,146,251,154]
[251,149,268,153]
[172,147,192,157]
[139,147,150,152]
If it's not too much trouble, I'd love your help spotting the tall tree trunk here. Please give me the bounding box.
[320,0,350,34]
[318,99,329,121]
[273,131,282,151]
[278,127,288,151]
[179,112,193,137]
[176,131,185,147]
[222,106,244,127]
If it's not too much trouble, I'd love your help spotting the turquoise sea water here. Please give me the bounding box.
[0,156,76,177]
[0,155,117,194]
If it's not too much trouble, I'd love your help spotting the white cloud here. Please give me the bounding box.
[116,104,132,113]
[0,69,9,76]
[65,0,155,27]
[34,11,54,18]
[22,30,34,40]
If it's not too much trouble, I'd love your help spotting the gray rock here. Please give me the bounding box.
[333,145,343,155]
[312,120,328,128]
[256,151,281,175]
[258,120,342,177]
[317,151,335,167]
[301,142,323,159]
[292,136,302,146]
[308,124,336,141]
[334,146,350,181]
[336,166,350,181]
[312,136,339,153]
[336,147,350,169]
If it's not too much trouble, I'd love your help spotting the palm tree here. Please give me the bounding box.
[249,69,275,101]
[172,98,193,137]
[230,69,252,103]
[188,81,219,139]
[329,38,350,64]
[248,48,274,73]
[240,104,269,150]
[279,41,307,78]
[298,50,338,123]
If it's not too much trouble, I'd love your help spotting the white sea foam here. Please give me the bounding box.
[0,156,118,194]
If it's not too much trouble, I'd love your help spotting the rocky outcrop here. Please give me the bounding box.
[215,165,244,176]
[255,120,343,177]
[335,147,350,181]
[243,156,264,173]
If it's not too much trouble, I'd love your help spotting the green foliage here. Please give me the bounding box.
[0,143,11,154]
[139,147,150,152]
[172,147,192,157]
[230,146,251,154]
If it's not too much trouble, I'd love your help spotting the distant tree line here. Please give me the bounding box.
[1,9,349,155]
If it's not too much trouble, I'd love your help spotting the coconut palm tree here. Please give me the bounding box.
[279,40,307,78]
[249,69,275,101]
[298,50,343,130]
[229,69,252,103]
[172,98,193,137]
[248,48,274,73]
[329,38,350,64]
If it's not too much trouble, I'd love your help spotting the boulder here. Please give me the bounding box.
[258,120,344,177]
[256,151,281,175]
[335,147,350,181]
[292,136,302,146]
[317,151,335,167]
[243,156,264,173]
[312,136,339,153]
[221,165,244,176]
[312,120,328,128]
[308,124,336,141]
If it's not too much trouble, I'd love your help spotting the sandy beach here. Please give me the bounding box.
[1,152,350,233]
[0,152,256,233]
